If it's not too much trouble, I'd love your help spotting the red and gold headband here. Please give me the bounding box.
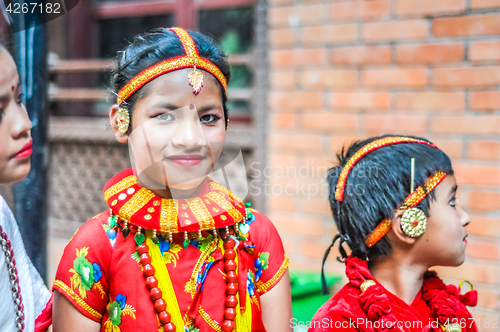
[335,136,439,202]
[117,27,228,105]
[365,170,447,247]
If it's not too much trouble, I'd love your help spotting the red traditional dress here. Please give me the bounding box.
[53,168,288,332]
[309,257,478,332]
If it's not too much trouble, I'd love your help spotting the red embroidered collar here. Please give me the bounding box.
[103,168,246,233]
[345,256,477,332]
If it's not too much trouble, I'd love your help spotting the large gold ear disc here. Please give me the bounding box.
[117,108,130,134]
[401,207,427,237]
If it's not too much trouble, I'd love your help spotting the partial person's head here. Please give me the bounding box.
[109,28,230,192]
[0,42,32,184]
[327,135,470,267]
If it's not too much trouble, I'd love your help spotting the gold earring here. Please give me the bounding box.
[117,107,130,134]
[400,207,427,237]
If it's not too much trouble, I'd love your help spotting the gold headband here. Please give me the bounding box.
[117,28,228,105]
[365,170,447,247]
[335,137,439,202]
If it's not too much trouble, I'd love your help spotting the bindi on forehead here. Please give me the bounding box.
[11,85,15,91]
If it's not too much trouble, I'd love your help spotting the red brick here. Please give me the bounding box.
[431,116,500,135]
[330,0,391,21]
[394,92,465,111]
[329,135,363,153]
[475,288,499,309]
[302,241,330,259]
[302,113,360,132]
[453,163,500,186]
[470,0,500,9]
[269,212,324,237]
[466,241,500,260]
[269,133,324,153]
[469,41,500,62]
[433,66,500,88]
[396,0,466,17]
[269,5,325,29]
[331,92,391,111]
[468,140,500,160]
[269,29,296,48]
[433,262,498,284]
[364,115,427,136]
[468,191,500,212]
[331,46,391,66]
[433,14,500,37]
[271,113,296,129]
[269,154,296,169]
[364,20,428,42]
[300,69,358,90]
[470,91,500,111]
[301,198,331,216]
[301,24,358,46]
[396,43,464,64]
[270,71,297,90]
[268,195,295,212]
[269,91,324,112]
[467,215,500,238]
[270,48,327,69]
[432,139,463,158]
[364,68,427,88]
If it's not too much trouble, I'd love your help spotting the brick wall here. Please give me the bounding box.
[267,0,500,327]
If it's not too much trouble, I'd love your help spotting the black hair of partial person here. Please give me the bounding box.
[111,28,231,128]
[327,135,454,264]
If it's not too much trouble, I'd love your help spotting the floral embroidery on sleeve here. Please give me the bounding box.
[255,252,269,283]
[69,247,105,299]
[104,294,136,332]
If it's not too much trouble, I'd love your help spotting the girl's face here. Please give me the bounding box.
[414,174,470,267]
[0,49,32,184]
[113,68,226,194]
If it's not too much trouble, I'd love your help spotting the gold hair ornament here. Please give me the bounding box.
[117,27,227,104]
[116,108,130,134]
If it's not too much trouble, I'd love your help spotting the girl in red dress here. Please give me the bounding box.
[310,135,478,332]
[52,28,292,332]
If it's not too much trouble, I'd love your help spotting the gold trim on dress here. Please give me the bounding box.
[119,188,156,221]
[104,175,136,202]
[207,192,243,222]
[186,197,215,230]
[53,280,103,321]
[255,256,290,295]
[160,199,178,233]
[198,306,222,332]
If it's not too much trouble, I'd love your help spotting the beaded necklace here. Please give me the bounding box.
[0,225,24,331]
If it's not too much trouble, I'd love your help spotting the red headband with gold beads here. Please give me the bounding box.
[365,170,447,247]
[334,136,439,202]
[117,27,228,105]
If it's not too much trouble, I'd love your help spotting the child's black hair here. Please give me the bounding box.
[327,135,454,264]
[111,28,230,128]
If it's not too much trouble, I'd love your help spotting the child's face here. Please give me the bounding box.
[0,49,32,184]
[126,68,226,192]
[415,174,470,267]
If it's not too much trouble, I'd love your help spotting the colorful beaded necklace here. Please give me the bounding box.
[104,168,254,331]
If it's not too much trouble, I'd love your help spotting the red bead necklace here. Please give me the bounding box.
[134,228,239,332]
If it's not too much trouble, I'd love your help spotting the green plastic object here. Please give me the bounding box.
[290,270,342,324]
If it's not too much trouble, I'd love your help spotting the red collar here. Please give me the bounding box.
[345,256,477,331]
[103,168,246,233]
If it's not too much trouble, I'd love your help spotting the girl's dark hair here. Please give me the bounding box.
[327,135,454,263]
[111,28,230,127]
